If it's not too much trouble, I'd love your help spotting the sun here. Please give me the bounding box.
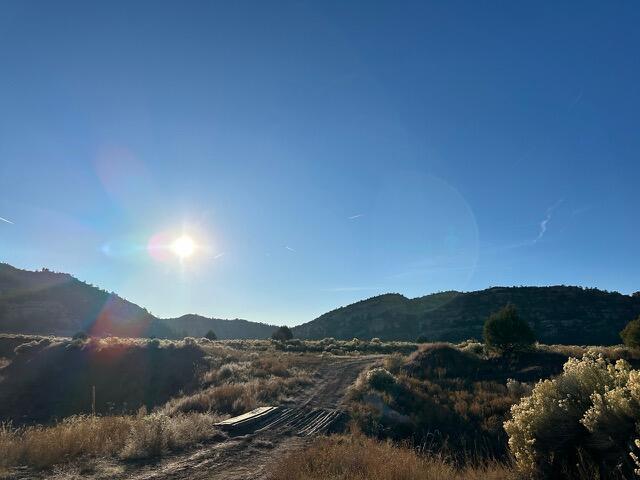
[171,235,196,259]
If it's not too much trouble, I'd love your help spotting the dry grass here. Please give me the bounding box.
[267,434,516,480]
[162,374,311,416]
[0,337,319,474]
[348,346,528,459]
[0,411,221,472]
[119,411,222,459]
[1,416,131,470]
[162,348,313,416]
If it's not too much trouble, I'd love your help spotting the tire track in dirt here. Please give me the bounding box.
[119,355,380,480]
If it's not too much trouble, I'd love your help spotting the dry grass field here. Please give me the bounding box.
[1,335,640,479]
[267,434,516,480]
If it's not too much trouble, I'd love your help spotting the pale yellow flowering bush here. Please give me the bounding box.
[630,439,640,476]
[504,352,640,477]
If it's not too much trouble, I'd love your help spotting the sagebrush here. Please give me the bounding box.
[505,352,640,478]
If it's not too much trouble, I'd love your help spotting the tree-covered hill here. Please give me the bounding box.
[3,262,638,345]
[293,286,640,345]
[0,263,276,339]
[158,314,277,339]
[0,263,169,337]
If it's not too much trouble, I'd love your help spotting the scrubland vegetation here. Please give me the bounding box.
[267,433,516,480]
[3,332,640,479]
[272,336,419,355]
[0,334,316,475]
[343,340,640,479]
[0,411,220,471]
[160,344,313,416]
[267,339,640,480]
[347,343,532,460]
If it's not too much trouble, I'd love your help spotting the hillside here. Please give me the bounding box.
[159,314,277,339]
[0,263,171,338]
[293,286,640,345]
[4,262,639,345]
[0,264,276,339]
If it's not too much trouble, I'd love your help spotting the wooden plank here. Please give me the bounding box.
[215,406,277,427]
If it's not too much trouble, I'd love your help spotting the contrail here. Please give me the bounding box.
[535,216,551,243]
[348,213,363,220]
[285,245,296,252]
[534,199,564,243]
[0,216,13,224]
[214,252,225,259]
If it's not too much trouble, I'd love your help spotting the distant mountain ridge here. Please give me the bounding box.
[159,314,277,340]
[0,263,277,339]
[3,263,639,345]
[292,287,640,345]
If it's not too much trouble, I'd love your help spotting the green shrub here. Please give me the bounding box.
[483,304,534,354]
[204,330,217,341]
[365,368,397,392]
[271,326,293,341]
[621,316,640,349]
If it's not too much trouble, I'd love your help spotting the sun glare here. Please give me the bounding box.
[171,235,196,259]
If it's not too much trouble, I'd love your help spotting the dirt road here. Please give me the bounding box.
[116,355,378,480]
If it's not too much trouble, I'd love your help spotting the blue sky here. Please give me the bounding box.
[1,1,638,325]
